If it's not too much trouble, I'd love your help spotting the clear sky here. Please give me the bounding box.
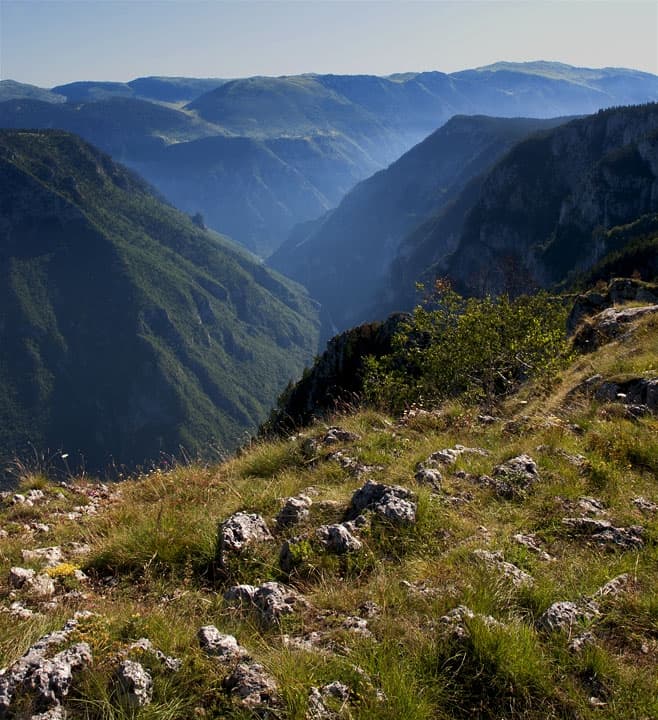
[1,0,657,88]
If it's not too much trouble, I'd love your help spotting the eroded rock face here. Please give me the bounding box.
[573,304,658,351]
[223,662,278,709]
[218,512,273,565]
[116,660,153,708]
[351,480,417,524]
[198,626,248,663]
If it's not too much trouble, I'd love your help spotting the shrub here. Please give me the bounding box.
[363,281,570,412]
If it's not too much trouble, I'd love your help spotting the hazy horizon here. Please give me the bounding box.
[1,0,657,88]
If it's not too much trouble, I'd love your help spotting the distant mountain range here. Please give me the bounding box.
[2,62,657,256]
[0,130,319,474]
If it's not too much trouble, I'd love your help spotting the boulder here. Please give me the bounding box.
[307,681,351,719]
[413,468,442,491]
[573,304,658,351]
[489,454,540,498]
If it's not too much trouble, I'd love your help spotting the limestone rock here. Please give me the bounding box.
[537,600,600,633]
[472,549,534,587]
[413,467,442,491]
[322,427,361,445]
[223,662,278,709]
[351,480,416,524]
[439,605,502,640]
[225,581,306,626]
[513,533,553,561]
[218,512,273,564]
[21,546,64,568]
[492,454,539,497]
[276,495,312,529]
[198,626,248,662]
[315,524,363,554]
[419,445,488,468]
[129,638,182,671]
[633,496,658,514]
[562,517,644,549]
[116,660,153,708]
[307,681,351,719]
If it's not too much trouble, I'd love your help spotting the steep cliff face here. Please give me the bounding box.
[445,104,658,295]
[0,130,319,473]
[270,116,569,339]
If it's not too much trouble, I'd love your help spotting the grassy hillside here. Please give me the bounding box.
[0,288,656,718]
[0,130,319,474]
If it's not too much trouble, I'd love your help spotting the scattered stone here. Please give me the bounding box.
[400,580,441,599]
[22,546,64,568]
[478,414,499,424]
[218,512,273,565]
[568,631,596,653]
[116,660,153,708]
[328,450,380,477]
[223,662,278,709]
[276,495,312,529]
[282,632,327,653]
[491,454,540,497]
[307,681,351,719]
[301,437,320,458]
[414,467,442,491]
[576,497,606,516]
[439,605,502,640]
[322,427,361,445]
[8,566,56,597]
[562,517,644,549]
[513,533,553,561]
[419,445,488,469]
[633,496,658,514]
[341,616,372,638]
[29,707,66,720]
[129,638,182,671]
[225,581,306,626]
[6,601,35,620]
[198,626,248,663]
[537,600,600,633]
[358,601,380,618]
[473,549,534,587]
[351,480,416,524]
[594,573,630,598]
[29,523,51,534]
[316,524,363,554]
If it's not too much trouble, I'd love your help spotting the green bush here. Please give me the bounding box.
[364,282,570,412]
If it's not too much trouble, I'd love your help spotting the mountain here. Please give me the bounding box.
[442,104,658,296]
[2,62,657,257]
[53,76,227,104]
[0,129,319,473]
[0,79,65,104]
[269,115,571,338]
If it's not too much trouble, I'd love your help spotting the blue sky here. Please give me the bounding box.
[1,0,657,87]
